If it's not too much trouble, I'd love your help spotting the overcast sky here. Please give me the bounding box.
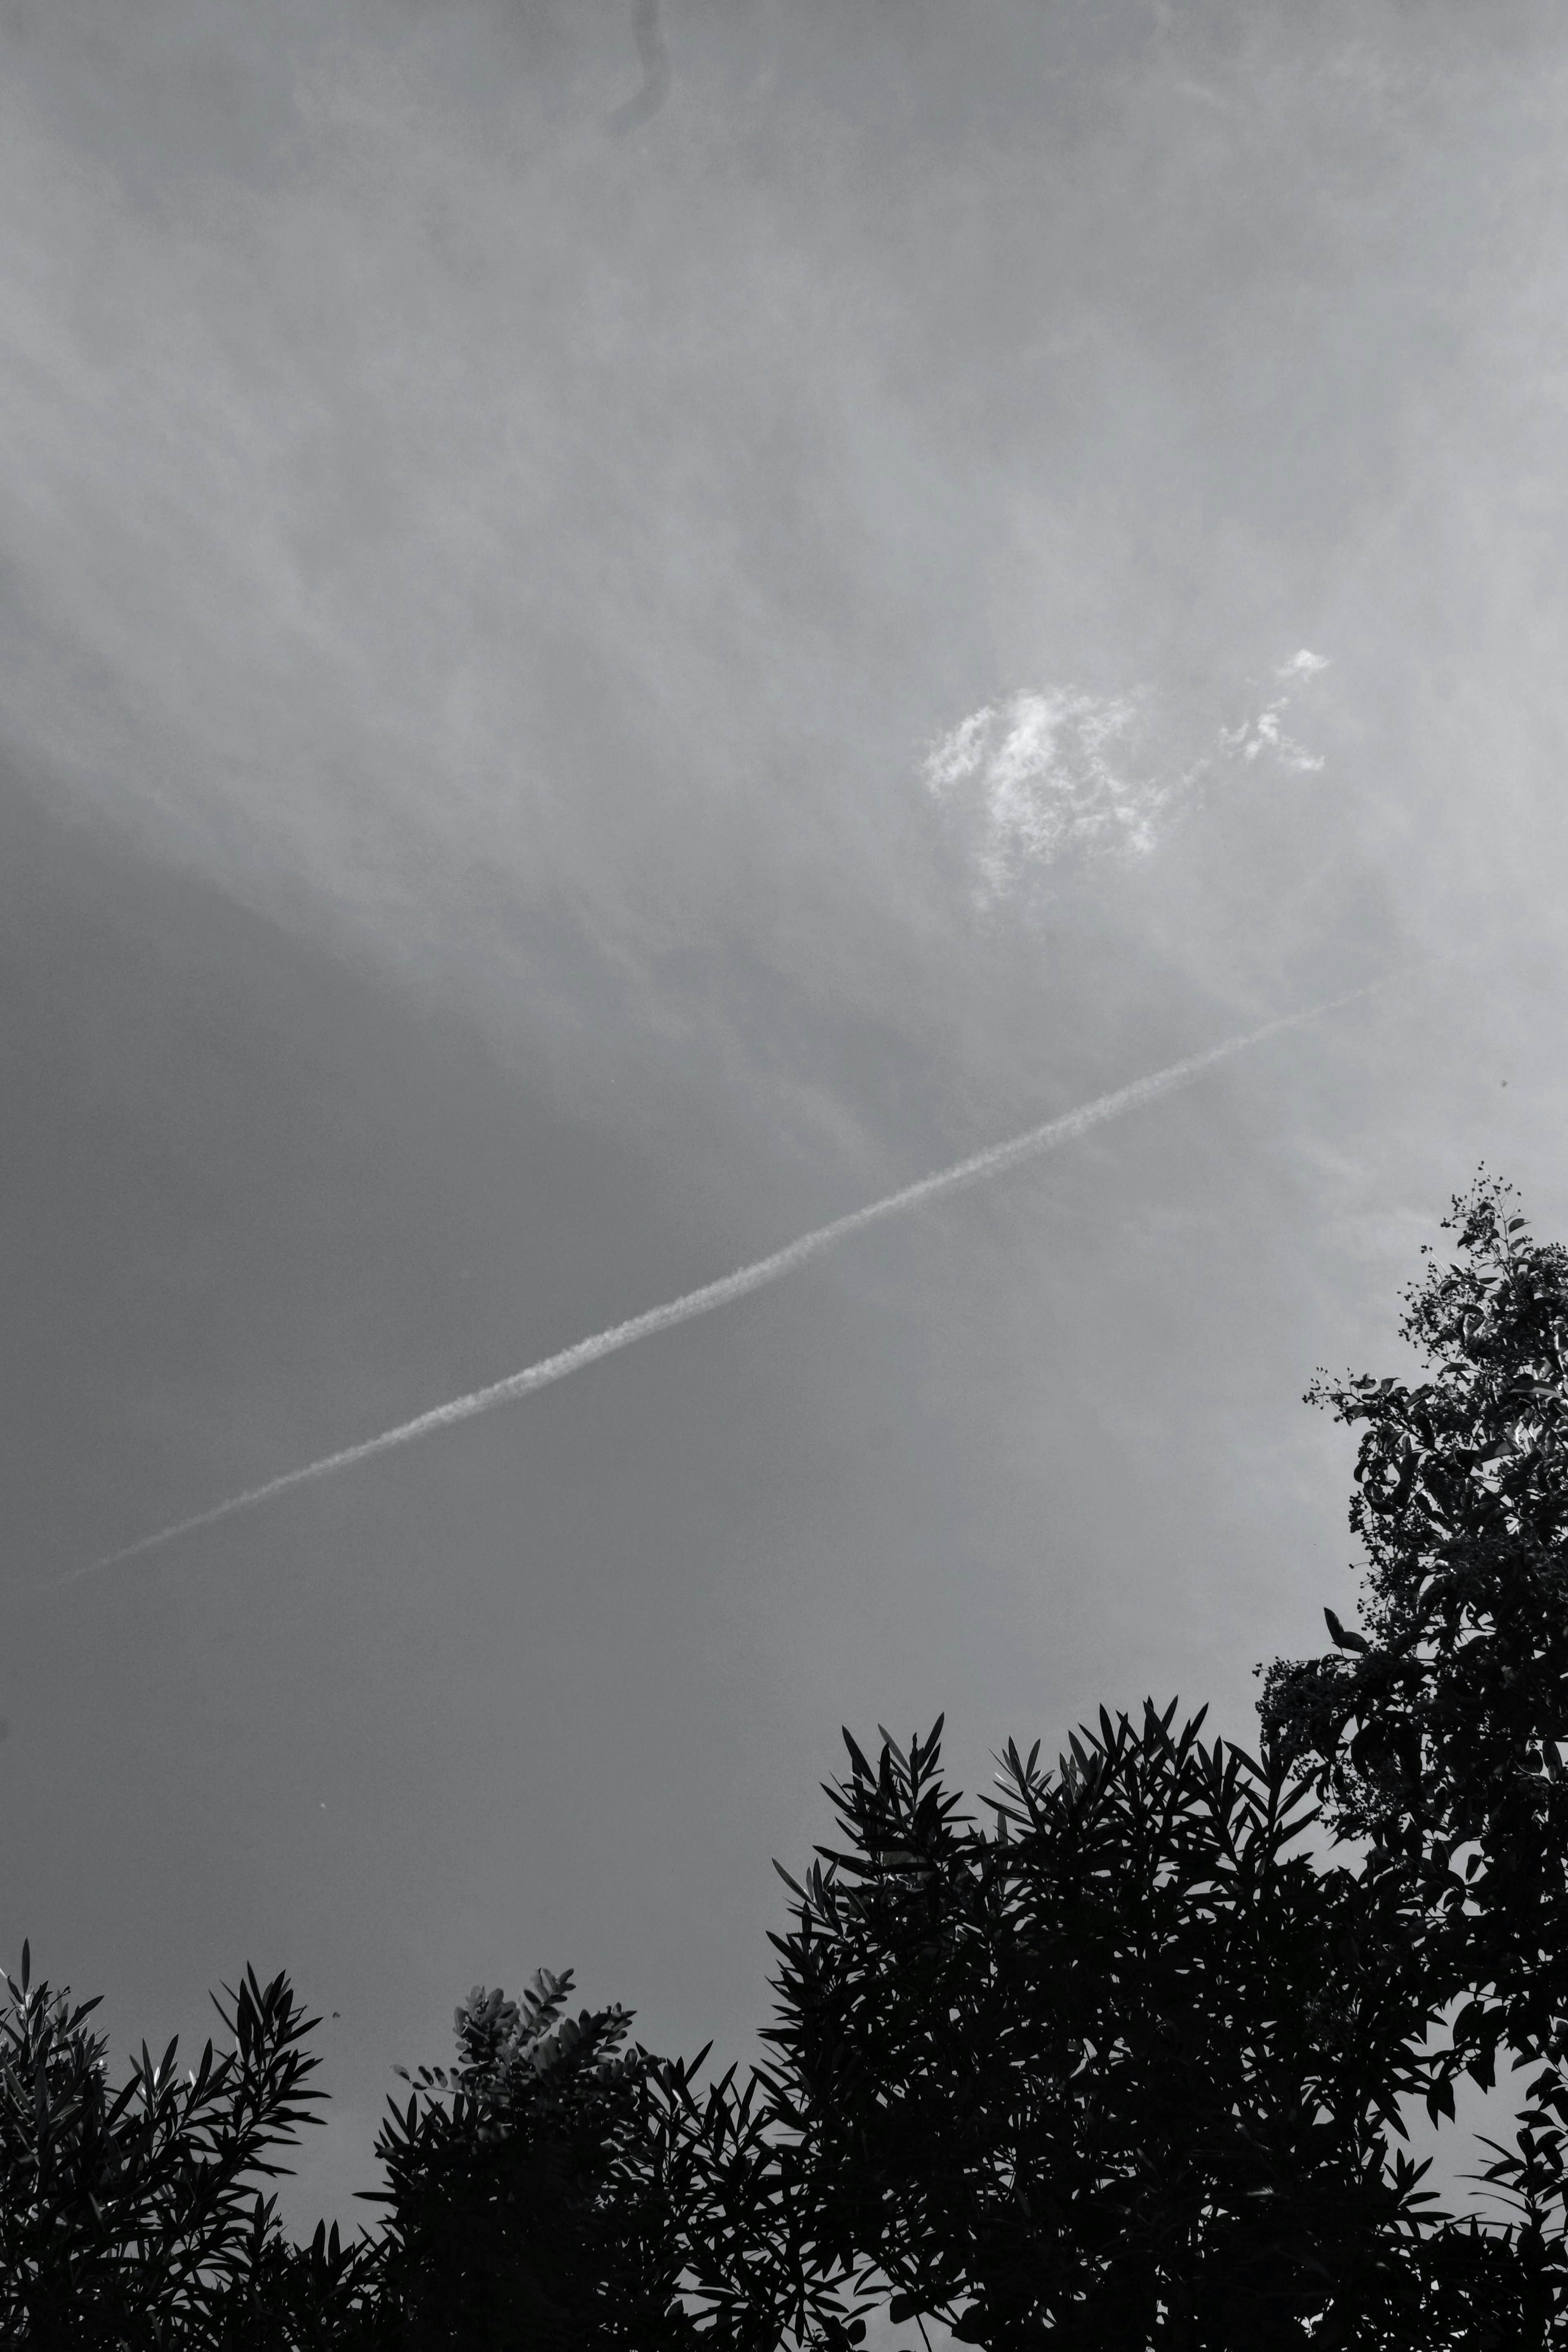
[3,0,1568,2236]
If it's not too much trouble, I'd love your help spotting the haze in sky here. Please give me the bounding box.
[2,0,1566,2241]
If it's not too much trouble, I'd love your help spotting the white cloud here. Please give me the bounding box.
[925,657,1330,896]
[922,687,1167,896]
[1219,652,1330,772]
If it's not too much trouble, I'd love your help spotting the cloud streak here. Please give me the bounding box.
[606,0,673,134]
[74,981,1377,1581]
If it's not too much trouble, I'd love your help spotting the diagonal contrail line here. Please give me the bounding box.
[74,983,1375,1580]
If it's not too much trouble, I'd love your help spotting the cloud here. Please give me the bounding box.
[924,657,1330,898]
[606,0,672,135]
[922,687,1165,895]
[1218,652,1330,773]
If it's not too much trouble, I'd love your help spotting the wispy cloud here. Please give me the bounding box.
[606,0,672,134]
[924,655,1330,898]
[1219,651,1330,772]
[922,687,1160,894]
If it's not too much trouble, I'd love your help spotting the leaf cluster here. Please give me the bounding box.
[757,1707,1455,2345]
[0,1946,378,2348]
[1259,1173,1568,2332]
[368,1966,710,2349]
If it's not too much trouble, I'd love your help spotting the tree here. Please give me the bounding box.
[369,1967,713,2350]
[1261,1176,1568,2324]
[755,1706,1457,2347]
[0,1946,378,2348]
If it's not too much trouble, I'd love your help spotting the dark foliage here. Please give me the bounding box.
[759,1706,1450,2345]
[1259,1179,1568,1976]
[368,1967,709,2350]
[0,1947,379,2348]
[1261,1173,1568,2332]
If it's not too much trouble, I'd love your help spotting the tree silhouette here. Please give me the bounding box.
[1260,1173,1568,2334]
[368,1967,709,2349]
[753,1707,1449,2344]
[0,1948,377,2347]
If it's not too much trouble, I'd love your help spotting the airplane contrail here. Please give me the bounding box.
[75,983,1376,1579]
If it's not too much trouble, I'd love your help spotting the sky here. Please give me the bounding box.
[3,0,1568,2246]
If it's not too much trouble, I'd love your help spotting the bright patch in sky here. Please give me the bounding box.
[925,655,1330,895]
[1220,651,1330,772]
[922,687,1160,893]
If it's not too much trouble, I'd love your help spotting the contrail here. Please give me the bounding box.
[76,985,1374,1579]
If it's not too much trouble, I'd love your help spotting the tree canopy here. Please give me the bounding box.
[759,1705,1448,2343]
